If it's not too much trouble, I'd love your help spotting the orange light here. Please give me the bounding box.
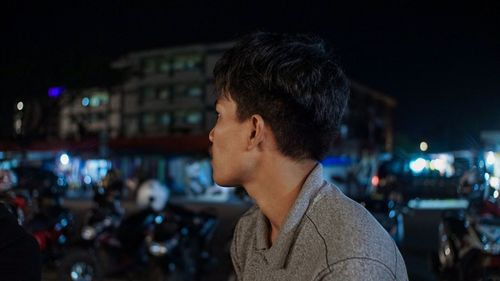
[371,175,380,187]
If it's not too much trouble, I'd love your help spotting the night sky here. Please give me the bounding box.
[1,0,499,151]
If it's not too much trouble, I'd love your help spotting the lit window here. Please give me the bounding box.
[125,118,138,136]
[90,97,100,107]
[159,58,171,73]
[173,57,185,71]
[143,58,157,74]
[173,85,187,96]
[185,54,202,70]
[143,87,156,101]
[172,85,203,99]
[171,54,203,72]
[187,86,202,97]
[161,113,171,126]
[186,112,202,124]
[142,113,156,126]
[158,88,170,100]
[88,92,109,107]
[175,111,202,125]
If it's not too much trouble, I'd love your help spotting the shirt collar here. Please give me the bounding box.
[255,163,325,269]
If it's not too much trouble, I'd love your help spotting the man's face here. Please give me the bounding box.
[209,96,251,187]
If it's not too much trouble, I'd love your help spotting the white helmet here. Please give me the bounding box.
[136,179,169,211]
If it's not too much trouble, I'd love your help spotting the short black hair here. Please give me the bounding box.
[214,32,350,161]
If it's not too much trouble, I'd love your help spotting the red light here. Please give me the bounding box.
[371,176,379,187]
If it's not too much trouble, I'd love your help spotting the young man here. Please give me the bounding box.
[209,32,408,281]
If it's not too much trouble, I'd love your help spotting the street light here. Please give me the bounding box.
[410,158,427,173]
[420,141,428,152]
[486,152,496,166]
[60,153,70,166]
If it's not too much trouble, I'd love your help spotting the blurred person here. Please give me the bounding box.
[210,32,408,280]
[0,199,41,281]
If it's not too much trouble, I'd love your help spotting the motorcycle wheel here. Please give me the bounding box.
[57,250,101,281]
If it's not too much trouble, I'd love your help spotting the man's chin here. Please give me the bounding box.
[213,176,241,188]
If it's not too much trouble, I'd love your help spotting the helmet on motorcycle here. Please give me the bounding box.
[136,179,169,211]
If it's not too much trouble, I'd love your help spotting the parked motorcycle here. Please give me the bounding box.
[0,189,31,226]
[28,197,75,265]
[58,179,169,281]
[436,174,500,281]
[146,204,218,281]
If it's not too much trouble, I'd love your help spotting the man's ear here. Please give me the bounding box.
[248,114,265,150]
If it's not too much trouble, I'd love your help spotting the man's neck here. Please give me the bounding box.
[243,156,317,246]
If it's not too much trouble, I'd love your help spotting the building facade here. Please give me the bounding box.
[112,42,232,138]
[58,41,396,156]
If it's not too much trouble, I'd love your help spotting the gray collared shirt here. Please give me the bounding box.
[231,164,408,281]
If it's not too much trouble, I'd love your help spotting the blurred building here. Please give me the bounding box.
[55,42,233,154]
[51,41,396,156]
[111,42,232,138]
[13,97,61,141]
[59,88,121,140]
[5,41,397,198]
[343,81,397,153]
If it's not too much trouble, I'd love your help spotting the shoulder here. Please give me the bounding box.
[303,183,405,279]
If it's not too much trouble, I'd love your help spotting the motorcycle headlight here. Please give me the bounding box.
[81,226,96,240]
[149,242,168,257]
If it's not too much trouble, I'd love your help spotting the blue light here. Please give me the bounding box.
[48,86,64,98]
[84,175,92,185]
[155,215,164,224]
[82,97,90,107]
[389,210,396,218]
[388,201,395,209]
[60,218,68,227]
[321,156,352,166]
[58,235,67,244]
[181,228,188,236]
